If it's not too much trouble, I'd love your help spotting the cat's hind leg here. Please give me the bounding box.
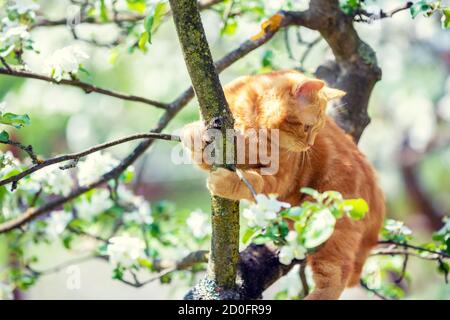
[305,227,362,300]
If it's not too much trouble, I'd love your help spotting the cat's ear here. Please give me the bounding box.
[293,79,325,99]
[322,87,346,101]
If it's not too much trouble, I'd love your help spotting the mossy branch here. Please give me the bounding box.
[169,0,240,293]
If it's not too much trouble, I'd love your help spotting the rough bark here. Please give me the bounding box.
[169,0,240,295]
[284,0,381,142]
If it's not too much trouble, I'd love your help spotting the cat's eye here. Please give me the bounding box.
[304,125,312,133]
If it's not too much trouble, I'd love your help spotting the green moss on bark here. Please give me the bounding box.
[169,0,240,291]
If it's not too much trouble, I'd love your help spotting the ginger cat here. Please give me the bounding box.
[181,70,385,300]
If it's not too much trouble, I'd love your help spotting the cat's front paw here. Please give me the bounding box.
[180,121,207,152]
[207,168,241,200]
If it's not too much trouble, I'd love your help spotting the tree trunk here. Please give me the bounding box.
[169,0,240,298]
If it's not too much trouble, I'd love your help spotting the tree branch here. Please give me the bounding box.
[283,0,382,142]
[354,2,413,23]
[0,68,169,109]
[0,132,180,188]
[1,139,41,165]
[169,0,240,295]
[31,0,224,29]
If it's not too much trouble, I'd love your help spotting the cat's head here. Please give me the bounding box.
[260,75,346,152]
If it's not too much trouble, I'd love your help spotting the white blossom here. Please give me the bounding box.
[1,196,21,220]
[0,21,30,57]
[0,151,20,178]
[362,259,382,289]
[384,219,412,236]
[186,209,211,239]
[75,189,113,220]
[279,231,306,265]
[77,152,119,186]
[8,0,40,15]
[43,45,89,81]
[125,198,153,225]
[278,265,302,298]
[30,165,73,196]
[46,210,72,239]
[242,194,290,228]
[106,234,145,268]
[116,185,153,225]
[0,282,14,300]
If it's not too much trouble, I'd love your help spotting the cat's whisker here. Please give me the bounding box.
[300,151,306,170]
[306,149,312,169]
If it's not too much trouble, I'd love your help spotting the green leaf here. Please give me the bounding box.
[138,31,149,51]
[410,1,433,18]
[126,0,146,14]
[442,8,450,29]
[112,267,124,280]
[261,49,274,68]
[281,206,303,221]
[341,198,369,220]
[438,261,450,275]
[221,18,238,36]
[137,257,153,270]
[340,0,363,14]
[0,130,9,142]
[99,0,109,22]
[252,234,272,245]
[0,112,30,128]
[300,187,319,199]
[274,290,288,300]
[144,2,167,45]
[242,228,258,244]
[151,2,167,33]
[62,234,74,249]
[302,209,336,249]
[108,48,120,65]
[120,167,135,184]
[294,220,304,235]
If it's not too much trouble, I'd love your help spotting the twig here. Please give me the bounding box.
[360,279,390,300]
[29,188,42,207]
[395,244,409,284]
[0,68,169,109]
[27,254,101,276]
[354,2,413,23]
[284,28,295,61]
[233,166,257,200]
[378,240,450,259]
[299,261,309,296]
[67,226,110,243]
[123,250,209,288]
[1,140,41,165]
[31,0,224,29]
[0,132,180,188]
[300,36,321,67]
[371,250,445,261]
[0,57,13,73]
